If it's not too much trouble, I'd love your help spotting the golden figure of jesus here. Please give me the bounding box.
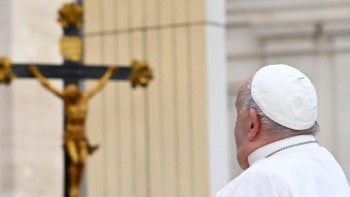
[28,65,117,197]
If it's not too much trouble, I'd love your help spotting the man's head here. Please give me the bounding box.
[234,64,319,170]
[64,84,80,102]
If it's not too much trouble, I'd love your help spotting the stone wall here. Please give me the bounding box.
[83,0,227,196]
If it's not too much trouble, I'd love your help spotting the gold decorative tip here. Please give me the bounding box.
[58,3,83,29]
[60,36,82,62]
[129,60,153,88]
[0,57,14,84]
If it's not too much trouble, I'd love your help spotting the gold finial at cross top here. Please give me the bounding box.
[58,3,83,29]
[0,57,14,84]
[129,60,154,88]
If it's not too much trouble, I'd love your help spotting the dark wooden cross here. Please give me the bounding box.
[0,2,152,197]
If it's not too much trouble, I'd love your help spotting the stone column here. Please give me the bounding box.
[84,0,228,196]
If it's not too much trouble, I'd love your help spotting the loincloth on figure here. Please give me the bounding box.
[63,131,98,155]
[63,131,88,145]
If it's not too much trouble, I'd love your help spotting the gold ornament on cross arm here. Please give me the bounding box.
[0,57,14,84]
[129,60,153,88]
[58,3,83,29]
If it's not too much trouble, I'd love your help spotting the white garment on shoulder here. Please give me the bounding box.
[215,135,350,197]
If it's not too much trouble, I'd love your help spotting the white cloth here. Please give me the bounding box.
[215,135,350,197]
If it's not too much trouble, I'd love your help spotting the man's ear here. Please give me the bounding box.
[248,108,260,140]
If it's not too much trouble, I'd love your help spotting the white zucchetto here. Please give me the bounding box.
[251,64,317,130]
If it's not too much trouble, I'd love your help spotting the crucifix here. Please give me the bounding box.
[0,3,153,197]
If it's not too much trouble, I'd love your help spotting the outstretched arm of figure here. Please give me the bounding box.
[83,66,117,99]
[28,65,64,98]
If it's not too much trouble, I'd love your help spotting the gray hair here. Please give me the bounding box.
[241,81,319,137]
